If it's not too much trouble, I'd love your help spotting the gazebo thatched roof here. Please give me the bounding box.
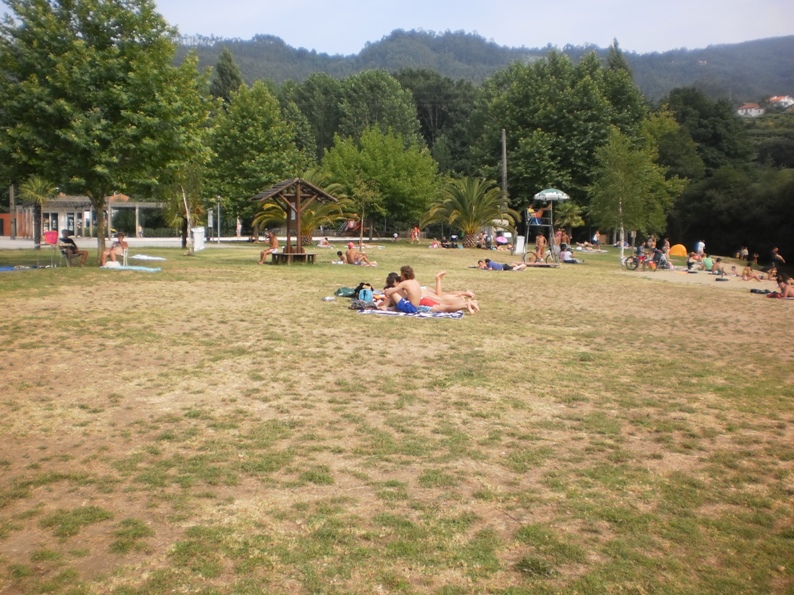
[252,178,338,204]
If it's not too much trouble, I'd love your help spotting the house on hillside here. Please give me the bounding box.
[737,103,764,118]
[769,95,794,109]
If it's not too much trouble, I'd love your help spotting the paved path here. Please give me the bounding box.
[0,236,389,250]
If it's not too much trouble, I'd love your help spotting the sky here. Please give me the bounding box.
[153,0,792,55]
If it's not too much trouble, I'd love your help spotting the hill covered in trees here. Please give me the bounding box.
[176,29,794,103]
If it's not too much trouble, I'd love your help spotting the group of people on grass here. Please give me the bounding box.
[378,267,479,314]
[59,229,126,267]
[258,233,379,267]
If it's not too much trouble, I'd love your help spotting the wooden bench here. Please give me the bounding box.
[271,252,316,265]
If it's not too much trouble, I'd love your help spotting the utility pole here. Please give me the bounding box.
[501,129,508,207]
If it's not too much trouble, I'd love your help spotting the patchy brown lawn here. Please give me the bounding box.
[0,245,792,594]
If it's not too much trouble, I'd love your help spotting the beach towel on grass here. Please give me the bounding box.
[101,265,161,272]
[357,309,464,319]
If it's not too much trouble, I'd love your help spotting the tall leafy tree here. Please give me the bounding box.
[208,81,307,224]
[470,50,648,210]
[665,88,753,175]
[0,0,210,256]
[394,68,479,173]
[589,127,685,261]
[338,70,422,145]
[422,177,517,248]
[648,109,706,182]
[284,73,344,161]
[322,127,439,230]
[209,46,244,104]
[278,97,317,168]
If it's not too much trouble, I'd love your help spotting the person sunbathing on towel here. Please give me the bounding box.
[383,271,477,306]
[383,266,477,314]
[345,242,376,266]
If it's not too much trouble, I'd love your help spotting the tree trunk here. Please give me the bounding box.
[33,203,42,249]
[93,195,107,262]
[463,233,478,248]
[300,234,313,246]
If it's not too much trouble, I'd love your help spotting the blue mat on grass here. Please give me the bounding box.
[357,309,464,319]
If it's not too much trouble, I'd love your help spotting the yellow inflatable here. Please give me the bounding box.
[669,244,687,257]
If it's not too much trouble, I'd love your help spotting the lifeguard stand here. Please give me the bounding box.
[517,188,570,266]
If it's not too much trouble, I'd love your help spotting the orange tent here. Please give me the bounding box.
[669,244,687,257]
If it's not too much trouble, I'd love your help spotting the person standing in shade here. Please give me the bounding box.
[771,247,785,268]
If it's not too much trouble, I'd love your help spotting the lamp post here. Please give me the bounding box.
[215,196,221,244]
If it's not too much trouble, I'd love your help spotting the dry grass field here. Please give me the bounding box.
[0,243,792,594]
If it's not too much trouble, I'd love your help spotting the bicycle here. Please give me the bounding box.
[624,253,656,271]
[523,249,552,264]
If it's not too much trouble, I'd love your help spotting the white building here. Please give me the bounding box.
[769,95,794,109]
[737,103,764,118]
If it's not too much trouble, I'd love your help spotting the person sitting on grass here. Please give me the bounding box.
[777,274,794,298]
[701,253,714,272]
[686,252,699,271]
[711,257,726,276]
[317,237,332,248]
[561,245,583,264]
[345,242,376,266]
[741,265,763,282]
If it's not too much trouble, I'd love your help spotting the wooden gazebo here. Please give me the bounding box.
[252,178,339,261]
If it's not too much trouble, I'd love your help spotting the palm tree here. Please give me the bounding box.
[251,170,351,245]
[554,202,585,240]
[19,176,56,249]
[422,177,518,248]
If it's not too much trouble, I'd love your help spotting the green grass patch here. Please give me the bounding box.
[40,506,113,538]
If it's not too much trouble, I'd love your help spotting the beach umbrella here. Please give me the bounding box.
[533,188,570,202]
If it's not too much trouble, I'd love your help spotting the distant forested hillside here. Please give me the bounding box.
[176,29,794,103]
